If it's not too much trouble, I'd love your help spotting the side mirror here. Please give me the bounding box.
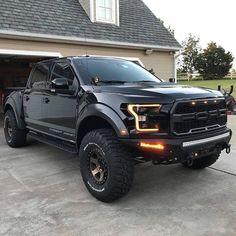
[51,78,69,90]
[169,78,175,83]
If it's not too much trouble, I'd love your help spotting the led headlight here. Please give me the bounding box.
[127,104,162,132]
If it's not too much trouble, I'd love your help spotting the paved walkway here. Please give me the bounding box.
[0,116,235,236]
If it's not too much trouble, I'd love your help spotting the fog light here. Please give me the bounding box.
[140,142,165,150]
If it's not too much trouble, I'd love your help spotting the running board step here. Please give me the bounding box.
[28,131,78,154]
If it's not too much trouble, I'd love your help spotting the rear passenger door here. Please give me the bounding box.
[41,60,78,141]
[23,63,50,131]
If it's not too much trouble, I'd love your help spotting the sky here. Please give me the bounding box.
[143,0,236,68]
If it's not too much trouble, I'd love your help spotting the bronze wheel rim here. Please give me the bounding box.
[5,117,13,139]
[88,149,108,185]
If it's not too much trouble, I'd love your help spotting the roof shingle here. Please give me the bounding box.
[0,0,181,49]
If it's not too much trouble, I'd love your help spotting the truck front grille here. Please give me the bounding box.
[172,99,227,135]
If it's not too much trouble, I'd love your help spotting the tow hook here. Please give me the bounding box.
[187,156,194,166]
[152,160,161,165]
[186,152,198,166]
[226,145,231,154]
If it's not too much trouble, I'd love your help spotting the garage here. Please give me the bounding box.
[0,49,62,113]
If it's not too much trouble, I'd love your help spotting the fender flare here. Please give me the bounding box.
[4,96,26,130]
[76,104,129,139]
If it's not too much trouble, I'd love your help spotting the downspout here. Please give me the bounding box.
[174,51,181,83]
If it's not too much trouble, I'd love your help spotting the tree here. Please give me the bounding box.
[195,42,234,80]
[181,34,201,75]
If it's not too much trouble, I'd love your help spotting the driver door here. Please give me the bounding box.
[41,60,79,141]
[23,63,50,131]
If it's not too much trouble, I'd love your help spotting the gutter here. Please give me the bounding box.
[0,30,182,52]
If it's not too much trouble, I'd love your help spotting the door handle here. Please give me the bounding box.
[43,97,50,104]
[25,96,30,101]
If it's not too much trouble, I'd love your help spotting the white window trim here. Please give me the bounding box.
[116,0,119,26]
[90,0,95,22]
[95,0,119,26]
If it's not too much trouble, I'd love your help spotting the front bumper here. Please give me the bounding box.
[120,128,232,163]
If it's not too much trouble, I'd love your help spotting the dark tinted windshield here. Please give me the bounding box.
[74,58,161,85]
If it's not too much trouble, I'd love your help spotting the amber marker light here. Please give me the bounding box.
[127,104,161,132]
[140,142,165,150]
[120,129,128,136]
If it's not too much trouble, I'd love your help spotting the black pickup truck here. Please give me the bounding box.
[4,56,232,202]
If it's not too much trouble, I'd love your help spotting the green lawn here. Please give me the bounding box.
[178,79,236,98]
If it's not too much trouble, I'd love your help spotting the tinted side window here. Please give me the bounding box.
[51,62,76,90]
[30,64,49,89]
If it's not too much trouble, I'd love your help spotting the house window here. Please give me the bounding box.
[96,0,118,24]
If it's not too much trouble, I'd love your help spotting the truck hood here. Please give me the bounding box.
[91,83,223,103]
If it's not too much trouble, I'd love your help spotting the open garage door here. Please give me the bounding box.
[0,50,62,113]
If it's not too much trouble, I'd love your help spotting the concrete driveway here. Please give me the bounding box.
[0,116,235,236]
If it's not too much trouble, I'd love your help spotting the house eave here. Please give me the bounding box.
[0,30,182,52]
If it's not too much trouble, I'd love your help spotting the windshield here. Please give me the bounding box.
[74,58,162,85]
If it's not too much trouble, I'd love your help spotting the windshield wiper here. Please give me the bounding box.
[100,80,127,83]
[135,80,157,83]
[91,77,128,85]
[96,80,128,85]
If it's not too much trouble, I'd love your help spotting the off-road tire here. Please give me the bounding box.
[228,101,235,112]
[4,110,27,147]
[79,128,134,203]
[182,154,219,169]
